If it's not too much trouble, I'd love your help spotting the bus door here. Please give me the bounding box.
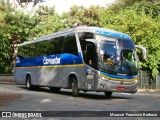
[84,41,97,90]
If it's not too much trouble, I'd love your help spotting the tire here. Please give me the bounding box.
[50,87,61,92]
[104,92,112,98]
[72,78,79,97]
[26,76,33,90]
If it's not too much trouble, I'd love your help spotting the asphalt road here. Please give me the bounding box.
[0,84,160,120]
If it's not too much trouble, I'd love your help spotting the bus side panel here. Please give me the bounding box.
[65,65,86,90]
[14,68,26,84]
[14,53,86,88]
[14,67,37,85]
[41,67,67,87]
[40,53,85,88]
[14,57,41,85]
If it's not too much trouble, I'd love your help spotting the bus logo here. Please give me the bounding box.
[43,57,61,65]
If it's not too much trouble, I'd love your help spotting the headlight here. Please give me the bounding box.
[99,76,109,81]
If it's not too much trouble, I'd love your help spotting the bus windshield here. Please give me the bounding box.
[99,40,138,76]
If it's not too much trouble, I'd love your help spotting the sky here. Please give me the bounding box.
[42,0,116,15]
[11,0,116,15]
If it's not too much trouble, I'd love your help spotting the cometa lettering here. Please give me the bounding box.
[43,57,61,65]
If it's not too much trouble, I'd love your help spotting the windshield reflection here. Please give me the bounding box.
[99,41,138,76]
[100,41,116,62]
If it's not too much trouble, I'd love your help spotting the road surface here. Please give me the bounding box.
[0,84,160,120]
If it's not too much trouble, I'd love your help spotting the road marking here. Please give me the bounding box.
[41,99,51,103]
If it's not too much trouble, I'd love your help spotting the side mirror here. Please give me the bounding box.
[135,45,147,59]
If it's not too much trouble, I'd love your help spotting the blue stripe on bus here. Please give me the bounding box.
[100,72,137,80]
[16,52,83,67]
[95,30,131,39]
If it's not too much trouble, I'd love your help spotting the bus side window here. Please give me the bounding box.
[50,36,64,55]
[78,32,94,62]
[63,34,78,56]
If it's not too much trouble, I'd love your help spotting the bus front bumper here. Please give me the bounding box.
[96,78,139,93]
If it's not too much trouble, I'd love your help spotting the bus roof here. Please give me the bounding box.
[75,26,131,39]
[19,26,132,46]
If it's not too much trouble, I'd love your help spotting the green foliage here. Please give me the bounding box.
[0,0,160,76]
[0,0,14,73]
[0,0,41,73]
[62,1,160,76]
[100,1,160,76]
[0,2,65,73]
[132,1,160,19]
[62,5,105,27]
[30,5,65,38]
[108,0,157,13]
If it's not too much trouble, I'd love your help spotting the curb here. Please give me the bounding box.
[138,89,160,92]
[0,74,13,81]
[0,82,17,85]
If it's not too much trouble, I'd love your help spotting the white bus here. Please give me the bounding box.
[14,26,146,98]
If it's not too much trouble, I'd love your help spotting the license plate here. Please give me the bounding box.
[117,86,126,91]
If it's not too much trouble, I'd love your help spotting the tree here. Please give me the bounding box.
[0,0,15,73]
[0,0,40,73]
[0,1,65,73]
[31,5,65,38]
[62,5,105,27]
[108,0,158,13]
[0,0,160,76]
[100,1,160,76]
[63,1,160,76]
[14,0,45,11]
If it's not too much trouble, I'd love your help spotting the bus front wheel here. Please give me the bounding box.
[72,78,79,97]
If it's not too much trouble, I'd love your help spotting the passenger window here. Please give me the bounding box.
[63,34,78,56]
[78,32,95,61]
[18,40,52,58]
[35,40,52,56]
[78,32,94,51]
[50,36,64,54]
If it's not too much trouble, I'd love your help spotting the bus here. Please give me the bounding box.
[14,26,146,98]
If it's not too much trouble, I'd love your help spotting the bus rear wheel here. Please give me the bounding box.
[72,78,79,97]
[26,76,33,90]
[104,92,112,98]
